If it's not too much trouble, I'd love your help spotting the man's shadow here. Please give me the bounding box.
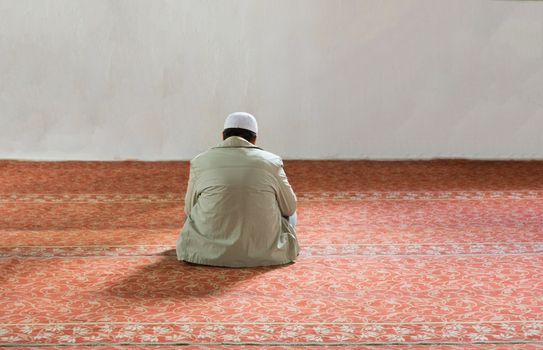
[103,250,290,299]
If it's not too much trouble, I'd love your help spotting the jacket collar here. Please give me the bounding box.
[214,136,262,150]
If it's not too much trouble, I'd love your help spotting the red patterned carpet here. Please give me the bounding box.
[0,160,542,348]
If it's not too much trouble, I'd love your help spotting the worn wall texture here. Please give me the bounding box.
[0,0,542,160]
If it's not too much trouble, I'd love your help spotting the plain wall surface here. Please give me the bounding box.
[0,0,542,160]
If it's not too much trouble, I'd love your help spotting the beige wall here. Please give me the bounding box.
[0,0,542,160]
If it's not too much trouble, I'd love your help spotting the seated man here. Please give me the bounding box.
[176,112,299,267]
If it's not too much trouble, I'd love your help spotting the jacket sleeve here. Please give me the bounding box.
[275,160,297,217]
[184,165,198,218]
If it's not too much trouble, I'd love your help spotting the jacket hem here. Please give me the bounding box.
[178,255,295,268]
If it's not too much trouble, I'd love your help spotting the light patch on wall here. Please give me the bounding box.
[490,12,542,58]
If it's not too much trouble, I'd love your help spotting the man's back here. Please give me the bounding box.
[176,136,299,267]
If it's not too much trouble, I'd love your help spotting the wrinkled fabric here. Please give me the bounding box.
[176,136,299,267]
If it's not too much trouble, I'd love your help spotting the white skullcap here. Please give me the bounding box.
[224,112,258,134]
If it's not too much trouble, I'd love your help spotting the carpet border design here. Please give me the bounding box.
[1,321,542,345]
[1,242,542,258]
[1,191,543,203]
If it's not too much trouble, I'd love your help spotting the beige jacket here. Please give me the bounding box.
[176,136,299,267]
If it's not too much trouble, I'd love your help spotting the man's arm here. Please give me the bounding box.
[184,166,198,219]
[275,161,296,217]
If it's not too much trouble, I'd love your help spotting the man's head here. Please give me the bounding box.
[223,112,258,144]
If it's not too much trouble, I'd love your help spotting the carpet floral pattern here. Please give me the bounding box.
[0,160,542,348]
